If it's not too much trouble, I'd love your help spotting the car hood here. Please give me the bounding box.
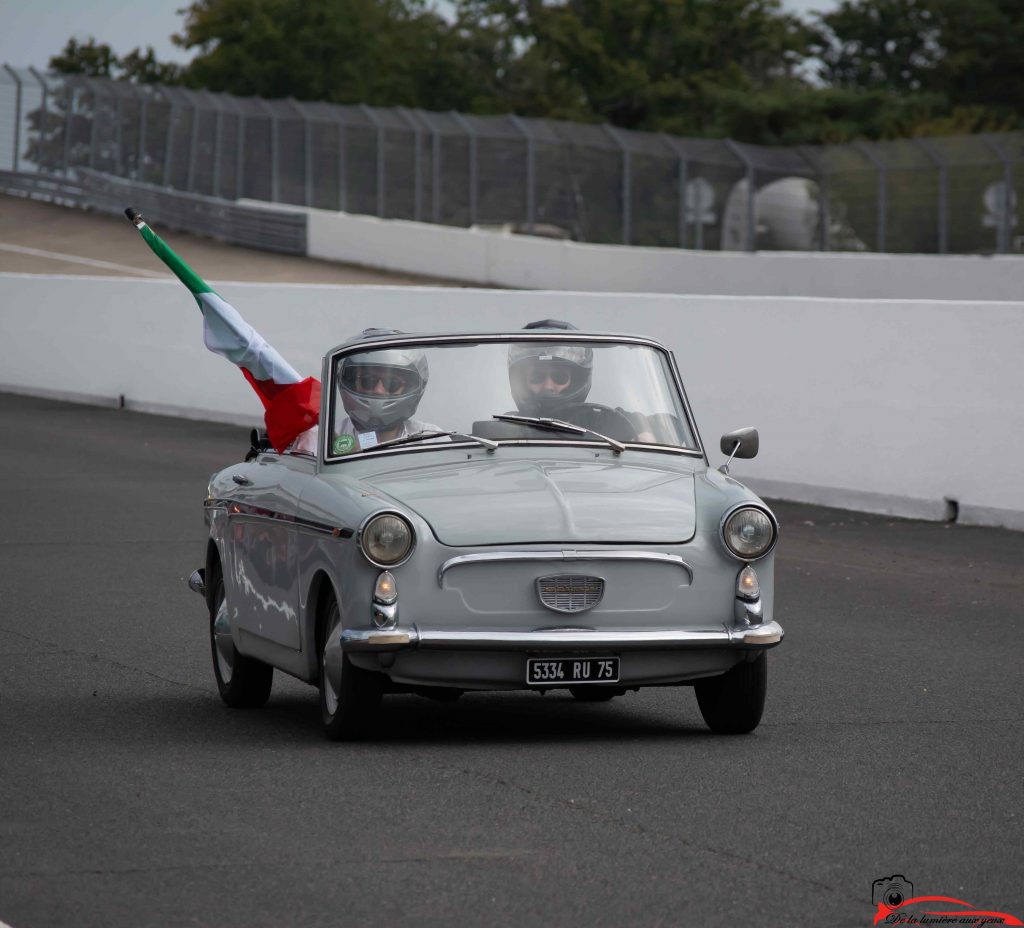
[359,457,697,546]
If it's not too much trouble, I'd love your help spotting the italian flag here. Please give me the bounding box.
[125,208,320,452]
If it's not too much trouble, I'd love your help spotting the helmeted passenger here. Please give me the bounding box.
[329,329,441,455]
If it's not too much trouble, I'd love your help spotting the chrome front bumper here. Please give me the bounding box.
[341,621,784,652]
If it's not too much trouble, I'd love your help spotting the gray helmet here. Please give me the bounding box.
[338,331,428,431]
[508,321,593,417]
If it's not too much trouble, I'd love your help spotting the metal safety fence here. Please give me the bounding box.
[2,65,1021,255]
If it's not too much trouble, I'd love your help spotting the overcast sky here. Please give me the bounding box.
[0,0,841,73]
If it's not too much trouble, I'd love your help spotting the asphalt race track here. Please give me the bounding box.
[0,392,1021,928]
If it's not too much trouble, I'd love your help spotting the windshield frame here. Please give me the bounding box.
[320,332,706,464]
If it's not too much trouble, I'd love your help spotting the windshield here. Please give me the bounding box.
[325,338,698,459]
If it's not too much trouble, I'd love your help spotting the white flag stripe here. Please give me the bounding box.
[198,292,301,386]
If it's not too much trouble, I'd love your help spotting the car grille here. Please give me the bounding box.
[536,575,604,614]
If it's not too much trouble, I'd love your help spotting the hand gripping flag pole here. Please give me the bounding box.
[124,208,320,452]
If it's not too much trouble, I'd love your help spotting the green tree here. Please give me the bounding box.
[172,0,471,109]
[809,0,940,92]
[809,0,1024,134]
[49,38,183,84]
[48,37,120,78]
[456,0,817,133]
[923,0,1024,117]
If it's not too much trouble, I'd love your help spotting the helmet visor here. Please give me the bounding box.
[341,365,420,396]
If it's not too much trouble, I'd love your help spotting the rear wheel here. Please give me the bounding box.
[694,653,767,734]
[208,568,273,708]
[318,594,383,740]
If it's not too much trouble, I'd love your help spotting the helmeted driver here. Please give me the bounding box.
[331,329,440,455]
[508,320,594,418]
[507,319,656,443]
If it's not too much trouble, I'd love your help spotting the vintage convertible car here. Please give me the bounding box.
[188,323,783,739]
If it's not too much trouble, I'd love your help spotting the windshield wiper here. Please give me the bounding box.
[492,414,625,454]
[370,430,498,453]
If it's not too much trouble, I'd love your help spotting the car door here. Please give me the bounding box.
[222,452,314,650]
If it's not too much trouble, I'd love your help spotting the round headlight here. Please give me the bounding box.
[722,507,776,560]
[360,513,414,567]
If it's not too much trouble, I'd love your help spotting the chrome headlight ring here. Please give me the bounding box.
[719,503,779,562]
[357,510,416,568]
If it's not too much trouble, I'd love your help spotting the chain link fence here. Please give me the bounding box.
[2,65,1021,255]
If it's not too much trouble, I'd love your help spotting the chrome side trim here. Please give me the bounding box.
[207,497,353,538]
[341,621,784,652]
[438,550,692,587]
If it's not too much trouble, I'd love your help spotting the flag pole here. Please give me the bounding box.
[123,207,321,452]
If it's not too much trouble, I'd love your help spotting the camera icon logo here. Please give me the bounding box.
[872,875,914,909]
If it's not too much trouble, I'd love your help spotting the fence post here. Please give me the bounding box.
[983,135,1013,254]
[217,93,244,200]
[509,115,536,233]
[252,98,278,201]
[138,93,148,182]
[724,139,756,252]
[426,113,441,224]
[854,141,887,252]
[604,125,631,245]
[162,102,175,186]
[212,100,223,197]
[450,111,477,226]
[915,138,947,254]
[28,67,50,171]
[186,98,200,191]
[233,100,246,200]
[271,110,280,202]
[359,104,386,218]
[396,107,423,221]
[115,92,125,177]
[62,82,73,175]
[337,117,348,212]
[660,134,687,248]
[796,145,829,252]
[3,65,22,172]
[289,99,315,207]
[91,82,104,172]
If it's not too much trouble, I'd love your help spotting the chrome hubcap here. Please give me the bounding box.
[321,621,345,717]
[213,597,234,684]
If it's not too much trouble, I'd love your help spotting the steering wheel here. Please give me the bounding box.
[557,403,639,442]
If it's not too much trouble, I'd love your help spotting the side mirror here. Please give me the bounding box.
[720,427,759,460]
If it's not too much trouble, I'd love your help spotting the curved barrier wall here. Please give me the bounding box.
[2,272,1022,530]
[246,201,1024,301]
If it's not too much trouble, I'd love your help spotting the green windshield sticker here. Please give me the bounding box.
[332,435,357,456]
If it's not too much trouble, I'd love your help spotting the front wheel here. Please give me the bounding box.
[694,653,767,734]
[208,569,273,708]
[319,595,383,740]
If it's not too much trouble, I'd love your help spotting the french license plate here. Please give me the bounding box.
[526,656,619,685]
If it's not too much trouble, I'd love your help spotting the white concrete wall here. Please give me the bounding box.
[244,201,1024,301]
[2,271,1023,530]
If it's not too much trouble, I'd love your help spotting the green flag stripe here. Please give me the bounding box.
[139,223,214,297]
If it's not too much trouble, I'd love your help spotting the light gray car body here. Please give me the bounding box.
[197,329,783,732]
